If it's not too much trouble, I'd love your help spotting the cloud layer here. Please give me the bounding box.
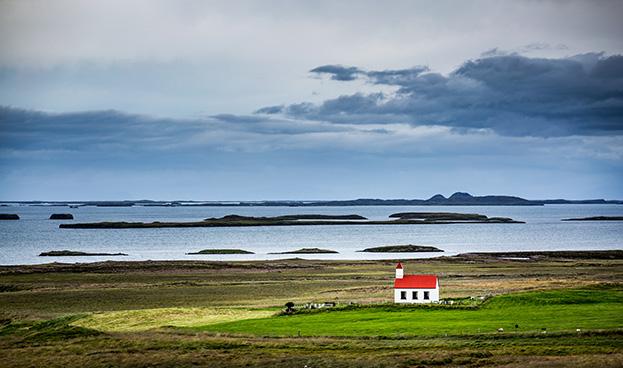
[2,98,622,200]
[260,53,623,137]
[2,51,623,199]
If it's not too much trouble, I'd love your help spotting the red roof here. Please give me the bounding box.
[394,275,438,289]
[396,262,403,269]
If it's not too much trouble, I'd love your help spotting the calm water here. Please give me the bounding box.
[0,205,622,265]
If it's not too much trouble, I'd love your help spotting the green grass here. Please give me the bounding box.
[199,287,623,337]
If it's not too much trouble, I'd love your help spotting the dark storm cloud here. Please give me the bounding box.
[0,107,207,152]
[284,53,623,137]
[0,106,350,157]
[309,64,429,85]
[254,105,284,114]
[309,65,364,81]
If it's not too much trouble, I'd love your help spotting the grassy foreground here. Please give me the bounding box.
[200,287,622,337]
[74,307,276,332]
[1,252,622,367]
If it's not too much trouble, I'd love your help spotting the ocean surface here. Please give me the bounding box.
[0,204,622,265]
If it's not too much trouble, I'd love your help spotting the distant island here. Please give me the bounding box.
[39,250,128,257]
[269,248,338,254]
[49,213,74,220]
[205,214,367,221]
[0,214,19,220]
[562,216,623,221]
[187,249,254,255]
[58,212,524,229]
[2,192,622,207]
[359,245,444,253]
[389,212,517,223]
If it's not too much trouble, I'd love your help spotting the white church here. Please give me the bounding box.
[393,262,440,303]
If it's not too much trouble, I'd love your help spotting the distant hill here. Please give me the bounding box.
[2,192,622,207]
[303,192,622,206]
[304,192,540,206]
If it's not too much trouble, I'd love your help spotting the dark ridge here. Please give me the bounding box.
[49,213,74,220]
[269,248,339,254]
[426,194,447,203]
[314,192,542,206]
[206,214,367,221]
[359,245,444,253]
[276,214,367,220]
[390,212,488,220]
[0,214,19,220]
[448,192,473,200]
[4,193,623,207]
[94,201,135,207]
[562,216,623,221]
[187,249,254,255]
[389,212,520,223]
[39,250,128,257]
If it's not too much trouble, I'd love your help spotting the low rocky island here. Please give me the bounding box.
[0,214,20,220]
[359,245,444,253]
[269,248,339,254]
[203,214,368,221]
[39,250,128,257]
[389,212,521,223]
[562,216,623,221]
[59,212,523,229]
[49,213,74,220]
[187,249,254,255]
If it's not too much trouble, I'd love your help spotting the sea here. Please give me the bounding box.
[0,204,622,265]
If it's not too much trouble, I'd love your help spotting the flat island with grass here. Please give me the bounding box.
[58,212,524,229]
[39,250,128,257]
[0,213,19,220]
[187,249,254,255]
[49,213,74,220]
[1,250,622,367]
[360,244,444,252]
[562,216,623,221]
[269,247,339,254]
[389,211,521,223]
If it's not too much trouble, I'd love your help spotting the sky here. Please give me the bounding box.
[0,0,622,200]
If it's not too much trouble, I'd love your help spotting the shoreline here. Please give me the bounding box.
[3,249,623,268]
[2,250,621,273]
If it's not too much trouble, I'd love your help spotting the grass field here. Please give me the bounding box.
[1,253,622,367]
[73,307,276,332]
[200,287,623,337]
